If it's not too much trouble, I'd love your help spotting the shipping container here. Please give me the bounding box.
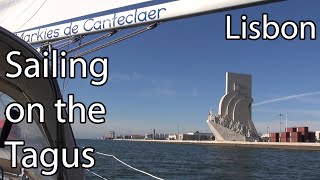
[297,127,308,135]
[279,138,285,142]
[270,133,279,138]
[270,136,279,142]
[290,132,302,142]
[269,127,313,143]
[280,132,290,138]
[290,132,301,137]
[280,137,289,142]
[308,132,316,142]
[304,134,309,142]
[286,127,297,132]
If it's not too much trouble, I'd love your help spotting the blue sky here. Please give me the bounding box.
[61,0,320,139]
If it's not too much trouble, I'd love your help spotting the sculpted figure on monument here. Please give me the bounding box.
[240,125,244,135]
[219,116,225,126]
[231,123,237,131]
[228,120,233,129]
[243,126,248,135]
[208,108,215,121]
[235,122,240,133]
[247,128,251,137]
[215,114,220,124]
[214,116,219,124]
[225,118,229,127]
[221,118,226,127]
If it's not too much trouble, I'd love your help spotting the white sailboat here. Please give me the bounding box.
[0,0,283,179]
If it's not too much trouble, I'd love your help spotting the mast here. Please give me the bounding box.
[286,113,288,129]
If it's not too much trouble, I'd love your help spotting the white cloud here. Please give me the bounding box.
[153,87,176,96]
[109,72,143,82]
[131,72,143,81]
[253,91,320,106]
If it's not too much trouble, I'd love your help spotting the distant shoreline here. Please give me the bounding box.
[111,139,320,151]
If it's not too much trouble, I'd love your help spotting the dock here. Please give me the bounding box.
[114,139,320,151]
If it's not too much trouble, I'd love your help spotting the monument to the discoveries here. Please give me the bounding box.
[207,72,258,141]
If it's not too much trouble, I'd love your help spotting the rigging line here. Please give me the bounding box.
[0,0,37,24]
[55,40,73,49]
[61,40,71,97]
[66,30,119,55]
[0,92,6,106]
[56,35,85,50]
[81,146,164,180]
[74,22,160,58]
[35,37,72,49]
[16,0,48,32]
[85,169,108,180]
[34,35,76,50]
[51,36,76,46]
[96,151,165,180]
[54,36,79,49]
[61,36,82,96]
[74,28,149,58]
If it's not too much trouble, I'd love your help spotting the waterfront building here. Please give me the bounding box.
[125,135,144,139]
[316,131,320,141]
[178,132,213,141]
[167,134,178,140]
[144,133,170,140]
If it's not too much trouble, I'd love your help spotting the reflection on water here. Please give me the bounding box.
[78,139,320,180]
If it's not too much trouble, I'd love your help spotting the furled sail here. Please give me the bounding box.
[0,0,152,32]
[1,0,283,44]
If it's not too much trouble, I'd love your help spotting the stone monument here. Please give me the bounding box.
[207,72,258,141]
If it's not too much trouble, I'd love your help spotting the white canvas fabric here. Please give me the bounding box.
[0,0,151,32]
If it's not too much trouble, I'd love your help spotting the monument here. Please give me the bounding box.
[207,72,258,141]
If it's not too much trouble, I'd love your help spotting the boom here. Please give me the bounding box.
[13,0,284,44]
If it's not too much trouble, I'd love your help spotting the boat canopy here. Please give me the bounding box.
[0,26,84,180]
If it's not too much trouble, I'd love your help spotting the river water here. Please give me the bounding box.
[77,139,320,180]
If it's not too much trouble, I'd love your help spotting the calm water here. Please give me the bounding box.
[77,139,320,180]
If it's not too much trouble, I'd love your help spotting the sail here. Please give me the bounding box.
[8,0,282,44]
[0,0,152,32]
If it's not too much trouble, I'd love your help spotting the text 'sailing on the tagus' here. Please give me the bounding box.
[4,49,109,176]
